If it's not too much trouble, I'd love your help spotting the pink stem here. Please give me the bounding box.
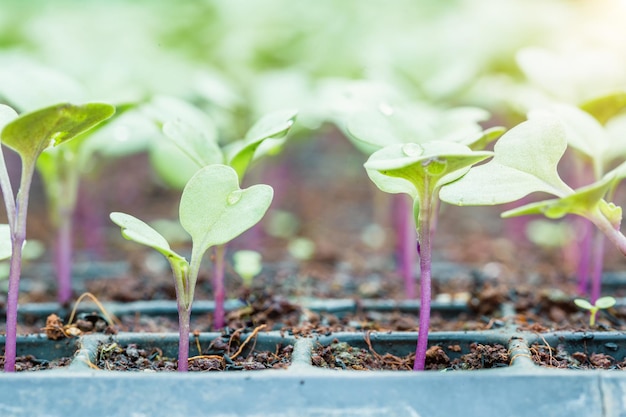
[54,211,73,305]
[590,228,605,304]
[394,194,416,299]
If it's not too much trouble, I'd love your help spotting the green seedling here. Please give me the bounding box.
[574,296,616,327]
[363,140,492,371]
[344,98,502,299]
[145,98,296,329]
[440,111,626,302]
[232,250,263,287]
[36,103,140,305]
[110,164,273,371]
[0,102,115,372]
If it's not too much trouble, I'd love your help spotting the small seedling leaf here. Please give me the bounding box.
[1,103,115,164]
[109,212,181,260]
[574,299,594,310]
[227,109,297,178]
[179,164,273,254]
[163,119,223,168]
[595,296,617,309]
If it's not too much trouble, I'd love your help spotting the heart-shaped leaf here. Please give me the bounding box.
[1,103,115,165]
[179,164,273,254]
[440,117,572,206]
[110,212,183,261]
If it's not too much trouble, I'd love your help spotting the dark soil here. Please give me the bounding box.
[96,332,292,372]
[0,355,72,372]
[311,338,509,371]
[530,342,626,369]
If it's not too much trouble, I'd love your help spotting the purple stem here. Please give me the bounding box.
[212,244,226,330]
[5,236,24,372]
[590,228,606,304]
[413,188,434,371]
[176,306,191,372]
[393,194,416,299]
[54,211,73,306]
[575,218,593,296]
[4,164,36,372]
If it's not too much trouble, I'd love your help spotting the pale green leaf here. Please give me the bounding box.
[595,296,616,309]
[1,103,115,164]
[0,104,18,132]
[580,92,626,125]
[502,175,614,219]
[179,164,273,254]
[109,212,180,259]
[574,299,594,310]
[227,109,297,178]
[440,117,572,206]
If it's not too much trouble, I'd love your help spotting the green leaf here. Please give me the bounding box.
[440,117,572,206]
[347,103,489,151]
[502,175,614,220]
[364,141,492,199]
[529,104,607,164]
[109,212,182,260]
[574,299,594,310]
[580,92,626,125]
[463,126,505,151]
[595,296,616,309]
[226,109,297,178]
[179,164,273,254]
[1,103,115,164]
[0,224,11,261]
[162,119,223,169]
[0,104,18,131]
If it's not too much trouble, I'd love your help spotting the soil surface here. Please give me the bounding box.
[96,329,292,372]
[311,338,509,371]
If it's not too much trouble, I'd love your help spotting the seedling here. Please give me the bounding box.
[36,103,138,305]
[345,100,501,299]
[146,99,296,329]
[440,109,626,303]
[574,296,616,327]
[232,250,263,287]
[0,102,115,372]
[363,140,492,370]
[110,164,273,371]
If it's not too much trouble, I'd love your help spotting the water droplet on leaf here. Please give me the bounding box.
[402,143,423,157]
[227,190,243,205]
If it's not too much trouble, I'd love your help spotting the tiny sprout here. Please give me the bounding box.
[232,250,263,287]
[287,237,316,260]
[574,296,616,327]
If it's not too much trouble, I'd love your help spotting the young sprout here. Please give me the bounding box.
[110,164,273,371]
[0,102,115,372]
[574,296,616,327]
[440,110,626,303]
[363,141,492,371]
[145,98,297,329]
[232,250,263,287]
